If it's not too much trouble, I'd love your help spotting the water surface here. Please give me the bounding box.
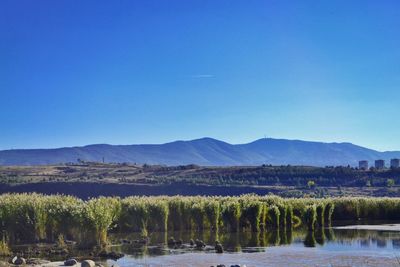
[102,225,400,266]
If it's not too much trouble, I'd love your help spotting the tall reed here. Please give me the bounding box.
[0,194,399,248]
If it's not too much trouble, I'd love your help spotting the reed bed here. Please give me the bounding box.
[1,194,400,247]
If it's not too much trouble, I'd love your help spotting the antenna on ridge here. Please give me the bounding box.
[263,134,269,166]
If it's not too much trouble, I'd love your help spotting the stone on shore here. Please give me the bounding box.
[64,258,78,266]
[81,260,96,267]
[11,256,26,265]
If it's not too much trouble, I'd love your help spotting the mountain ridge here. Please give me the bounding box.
[0,137,399,166]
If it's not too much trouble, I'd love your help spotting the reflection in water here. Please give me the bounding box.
[360,238,370,248]
[393,239,400,249]
[268,230,279,246]
[315,228,325,245]
[106,226,400,259]
[3,225,400,267]
[304,231,316,247]
[324,226,335,241]
[109,228,310,258]
[376,238,387,248]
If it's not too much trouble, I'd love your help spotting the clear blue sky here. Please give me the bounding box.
[1,0,400,151]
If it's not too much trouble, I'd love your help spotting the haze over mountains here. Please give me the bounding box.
[0,138,399,167]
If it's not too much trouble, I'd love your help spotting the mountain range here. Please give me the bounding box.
[0,137,399,167]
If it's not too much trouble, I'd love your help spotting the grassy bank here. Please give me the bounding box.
[0,194,400,248]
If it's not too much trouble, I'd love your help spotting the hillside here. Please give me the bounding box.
[0,137,399,166]
[1,163,400,198]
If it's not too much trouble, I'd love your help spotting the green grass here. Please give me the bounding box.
[2,193,400,247]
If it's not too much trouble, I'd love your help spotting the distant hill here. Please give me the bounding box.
[0,137,399,166]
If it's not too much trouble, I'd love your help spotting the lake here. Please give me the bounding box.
[95,223,400,267]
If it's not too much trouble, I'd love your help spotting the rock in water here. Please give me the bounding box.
[11,256,26,265]
[215,241,223,253]
[167,237,176,246]
[64,258,78,266]
[26,258,51,265]
[98,250,124,260]
[195,239,205,248]
[81,259,96,267]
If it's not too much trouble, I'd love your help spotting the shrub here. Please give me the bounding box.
[316,203,325,228]
[240,200,263,232]
[221,199,241,232]
[120,197,149,235]
[324,201,334,226]
[304,205,317,231]
[147,199,169,232]
[266,205,280,230]
[0,234,10,256]
[191,202,205,230]
[85,197,121,246]
[204,199,220,231]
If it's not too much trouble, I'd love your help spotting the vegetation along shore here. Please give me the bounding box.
[1,193,400,251]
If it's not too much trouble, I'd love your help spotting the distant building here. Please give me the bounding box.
[359,160,369,170]
[391,159,400,169]
[375,159,385,170]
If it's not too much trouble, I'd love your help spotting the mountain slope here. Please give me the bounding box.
[0,138,399,166]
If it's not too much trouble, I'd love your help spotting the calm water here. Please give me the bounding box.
[8,224,400,266]
[99,225,400,267]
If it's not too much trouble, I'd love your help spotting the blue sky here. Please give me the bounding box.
[1,0,400,151]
